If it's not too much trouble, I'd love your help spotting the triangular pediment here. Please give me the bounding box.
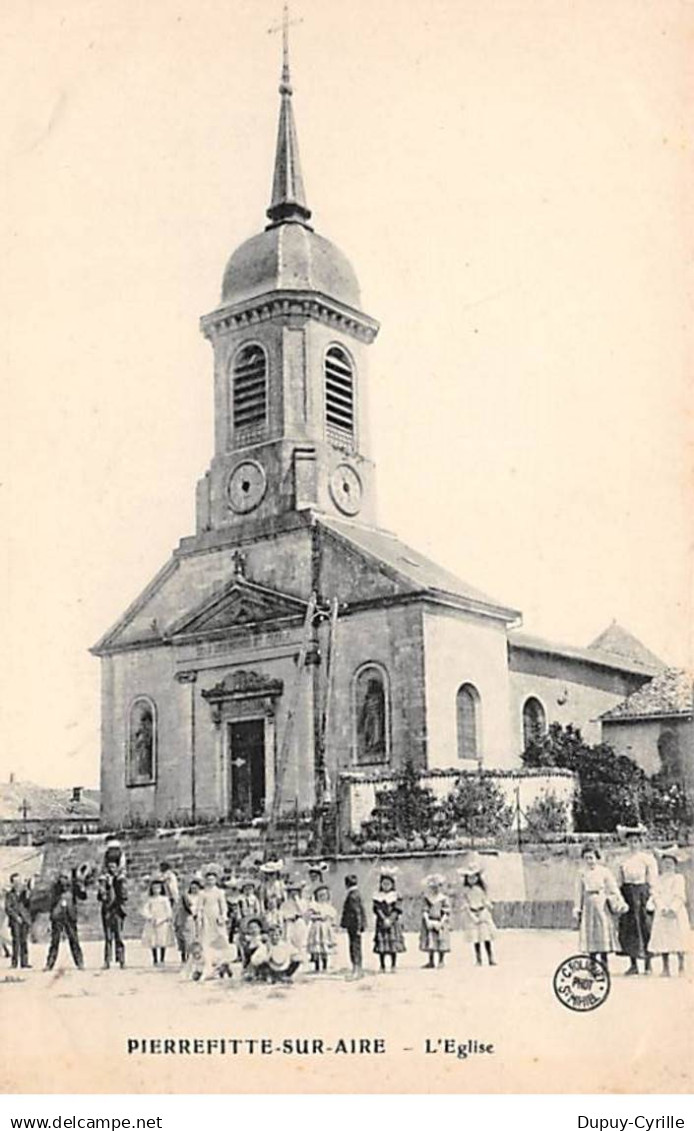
[166,577,308,640]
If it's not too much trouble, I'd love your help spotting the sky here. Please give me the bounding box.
[0,0,692,789]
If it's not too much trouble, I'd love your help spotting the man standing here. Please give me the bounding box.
[45,869,88,970]
[5,873,32,969]
[97,861,128,969]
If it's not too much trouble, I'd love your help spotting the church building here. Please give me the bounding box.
[93,30,667,830]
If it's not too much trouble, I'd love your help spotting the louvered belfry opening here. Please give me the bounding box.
[325,345,355,446]
[233,344,268,440]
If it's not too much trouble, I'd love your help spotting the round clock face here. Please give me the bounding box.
[329,463,363,516]
[227,460,267,514]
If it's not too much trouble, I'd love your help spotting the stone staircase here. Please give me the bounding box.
[36,823,312,941]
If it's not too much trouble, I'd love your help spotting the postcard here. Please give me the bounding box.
[0,0,691,1095]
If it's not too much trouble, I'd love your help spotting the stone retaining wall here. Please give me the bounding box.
[24,830,694,942]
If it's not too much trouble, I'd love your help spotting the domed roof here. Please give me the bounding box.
[221,221,361,310]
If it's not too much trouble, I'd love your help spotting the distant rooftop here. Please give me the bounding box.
[0,780,100,822]
[601,667,693,722]
[510,621,664,678]
[588,621,665,672]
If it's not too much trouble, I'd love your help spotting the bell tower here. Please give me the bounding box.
[195,9,380,536]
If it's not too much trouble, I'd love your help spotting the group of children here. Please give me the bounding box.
[6,828,687,980]
[132,851,498,982]
[0,842,499,978]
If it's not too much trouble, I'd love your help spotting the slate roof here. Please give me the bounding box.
[93,514,522,654]
[509,629,663,677]
[601,668,693,722]
[319,516,520,621]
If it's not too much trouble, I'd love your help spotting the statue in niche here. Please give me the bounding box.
[356,669,387,764]
[130,700,154,781]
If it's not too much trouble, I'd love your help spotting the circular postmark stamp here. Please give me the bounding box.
[553,954,610,1012]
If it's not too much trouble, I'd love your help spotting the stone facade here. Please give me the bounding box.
[93,37,674,830]
[508,636,653,749]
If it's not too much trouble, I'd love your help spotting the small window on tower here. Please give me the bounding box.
[232,344,268,440]
[325,345,355,447]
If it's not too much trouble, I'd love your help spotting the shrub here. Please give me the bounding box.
[521,722,690,835]
[640,773,693,839]
[361,760,440,845]
[442,774,514,838]
[524,789,569,835]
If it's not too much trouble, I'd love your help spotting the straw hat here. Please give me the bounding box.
[423,873,446,888]
[379,864,399,879]
[616,824,648,839]
[259,859,284,874]
[656,844,688,864]
[457,852,485,877]
[306,861,329,874]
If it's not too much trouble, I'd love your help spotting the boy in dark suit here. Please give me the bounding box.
[97,861,128,969]
[45,869,88,970]
[5,873,32,969]
[340,874,366,977]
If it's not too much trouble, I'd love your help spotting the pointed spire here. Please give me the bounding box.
[266,4,312,228]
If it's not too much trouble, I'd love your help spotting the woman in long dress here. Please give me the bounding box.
[372,868,406,973]
[648,849,690,977]
[282,876,310,964]
[616,827,658,975]
[419,874,451,968]
[573,846,627,968]
[198,869,229,957]
[141,879,176,966]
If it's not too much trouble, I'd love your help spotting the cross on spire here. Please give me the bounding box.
[268,2,303,95]
[266,3,312,229]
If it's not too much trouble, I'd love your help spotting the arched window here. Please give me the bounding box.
[354,664,389,765]
[232,344,267,437]
[522,696,546,750]
[325,345,355,445]
[127,697,156,785]
[456,684,480,760]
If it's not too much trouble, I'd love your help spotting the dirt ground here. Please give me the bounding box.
[1,929,692,1094]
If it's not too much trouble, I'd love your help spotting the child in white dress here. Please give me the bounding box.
[141,879,175,965]
[458,855,497,966]
[648,848,690,977]
[307,884,337,972]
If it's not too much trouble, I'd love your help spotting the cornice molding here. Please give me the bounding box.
[200,290,380,344]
